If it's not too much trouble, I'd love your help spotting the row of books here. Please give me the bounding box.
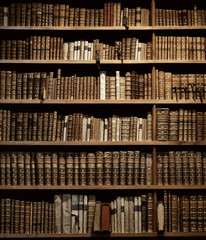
[0,70,152,100]
[157,151,206,186]
[155,7,206,26]
[0,151,153,186]
[2,69,206,101]
[0,110,153,142]
[155,71,206,100]
[155,36,206,60]
[0,197,54,234]
[0,193,154,234]
[54,193,154,233]
[0,3,150,27]
[156,108,205,142]
[158,191,206,232]
[0,37,151,61]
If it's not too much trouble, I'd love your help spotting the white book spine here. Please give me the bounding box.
[134,196,139,233]
[128,196,134,233]
[120,10,123,26]
[116,71,120,100]
[104,118,108,141]
[84,41,89,60]
[135,39,139,60]
[72,195,79,233]
[88,42,91,60]
[63,115,68,141]
[138,196,142,233]
[69,42,74,60]
[124,196,129,233]
[54,195,62,233]
[138,42,142,61]
[80,41,85,60]
[117,196,121,233]
[3,7,8,26]
[121,197,125,233]
[78,195,84,233]
[77,40,81,60]
[120,76,125,100]
[82,115,87,142]
[157,201,164,231]
[114,199,117,233]
[136,118,140,141]
[91,43,94,60]
[119,118,122,141]
[116,117,120,141]
[100,71,106,100]
[63,43,69,60]
[86,117,91,141]
[100,118,104,141]
[62,194,72,233]
[83,195,88,233]
[74,41,78,60]
[139,118,143,141]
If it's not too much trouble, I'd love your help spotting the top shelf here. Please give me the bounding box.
[0,26,206,31]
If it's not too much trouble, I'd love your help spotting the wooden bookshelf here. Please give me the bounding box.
[0,141,206,146]
[0,0,206,238]
[0,60,206,64]
[0,26,206,31]
[0,100,205,105]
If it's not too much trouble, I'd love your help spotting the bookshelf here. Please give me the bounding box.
[0,0,206,238]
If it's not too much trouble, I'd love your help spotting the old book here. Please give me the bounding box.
[71,195,79,233]
[102,203,111,232]
[190,195,197,232]
[87,195,96,233]
[78,195,84,233]
[141,194,147,233]
[93,201,102,232]
[60,194,72,233]
[104,151,112,185]
[157,201,164,231]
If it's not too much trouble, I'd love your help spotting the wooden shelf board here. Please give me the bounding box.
[0,60,206,64]
[0,233,158,238]
[0,232,206,238]
[0,185,205,190]
[0,26,206,31]
[0,141,206,146]
[0,99,206,104]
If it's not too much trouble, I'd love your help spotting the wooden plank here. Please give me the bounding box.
[0,99,206,104]
[1,26,206,31]
[0,141,206,146]
[1,60,206,64]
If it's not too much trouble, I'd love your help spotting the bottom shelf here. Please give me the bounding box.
[0,233,206,238]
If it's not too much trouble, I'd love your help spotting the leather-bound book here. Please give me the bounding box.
[104,151,112,185]
[190,195,197,232]
[87,195,96,233]
[65,152,73,186]
[93,201,102,232]
[17,152,24,185]
[58,152,65,186]
[36,152,44,185]
[96,151,104,185]
[79,152,87,186]
[102,203,111,232]
[87,152,96,185]
[62,194,71,233]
